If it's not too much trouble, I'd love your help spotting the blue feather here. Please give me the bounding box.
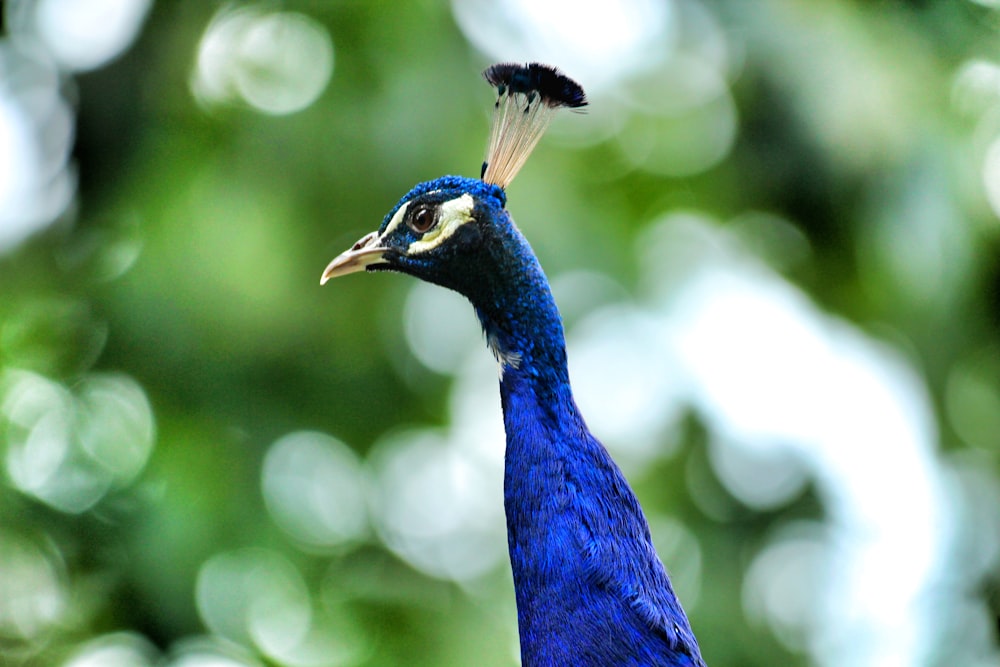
[471,188,704,665]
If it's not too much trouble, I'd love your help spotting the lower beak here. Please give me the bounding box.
[320,231,388,284]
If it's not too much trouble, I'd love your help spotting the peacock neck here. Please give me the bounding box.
[471,211,571,398]
[468,208,595,508]
[458,201,702,666]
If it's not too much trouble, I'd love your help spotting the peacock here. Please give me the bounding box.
[322,63,705,667]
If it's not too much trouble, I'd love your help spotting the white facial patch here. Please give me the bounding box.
[380,201,411,239]
[407,193,475,255]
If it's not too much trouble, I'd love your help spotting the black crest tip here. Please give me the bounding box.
[483,62,587,109]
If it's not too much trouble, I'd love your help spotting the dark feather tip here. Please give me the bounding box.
[484,62,587,109]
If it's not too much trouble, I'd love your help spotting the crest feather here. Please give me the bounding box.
[480,63,587,189]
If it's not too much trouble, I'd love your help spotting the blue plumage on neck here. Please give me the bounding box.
[470,207,703,666]
[499,346,702,665]
[471,218,570,392]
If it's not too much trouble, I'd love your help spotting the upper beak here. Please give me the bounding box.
[320,231,388,284]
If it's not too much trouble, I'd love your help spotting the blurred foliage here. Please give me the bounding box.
[2,1,1000,666]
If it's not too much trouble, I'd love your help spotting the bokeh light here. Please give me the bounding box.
[648,516,703,611]
[368,428,507,582]
[446,351,508,471]
[706,434,808,510]
[32,0,152,72]
[951,56,1000,228]
[981,136,1000,221]
[0,0,152,255]
[952,59,1000,119]
[742,522,830,651]
[196,549,311,660]
[262,431,368,551]
[1,370,155,513]
[165,637,264,667]
[0,529,66,643]
[195,549,365,667]
[615,52,738,176]
[63,632,158,667]
[0,41,75,253]
[569,303,684,464]
[945,349,1000,450]
[403,281,481,375]
[192,6,334,115]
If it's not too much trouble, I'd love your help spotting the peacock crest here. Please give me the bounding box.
[480,62,587,189]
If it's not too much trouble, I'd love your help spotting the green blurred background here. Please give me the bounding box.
[2,1,1000,665]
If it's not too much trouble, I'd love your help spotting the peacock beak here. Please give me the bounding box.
[320,231,388,284]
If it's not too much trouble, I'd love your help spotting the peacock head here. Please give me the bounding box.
[321,63,585,300]
[319,175,509,295]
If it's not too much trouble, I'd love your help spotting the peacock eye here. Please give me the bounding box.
[408,207,436,234]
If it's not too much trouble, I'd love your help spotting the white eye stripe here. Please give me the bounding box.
[407,193,475,255]
[381,201,411,238]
